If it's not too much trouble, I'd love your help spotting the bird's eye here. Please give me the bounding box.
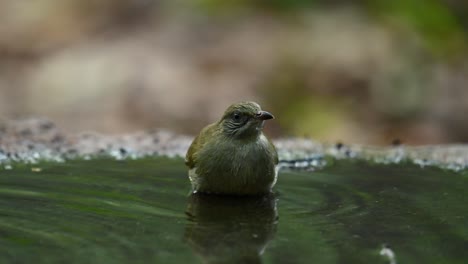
[233,113,241,120]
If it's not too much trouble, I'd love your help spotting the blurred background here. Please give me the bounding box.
[1,0,467,145]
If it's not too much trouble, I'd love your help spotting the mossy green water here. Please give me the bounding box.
[0,158,467,263]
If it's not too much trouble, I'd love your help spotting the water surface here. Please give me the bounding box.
[0,158,467,263]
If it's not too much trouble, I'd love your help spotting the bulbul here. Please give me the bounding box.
[185,102,278,195]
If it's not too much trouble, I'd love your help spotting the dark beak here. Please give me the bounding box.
[255,111,274,120]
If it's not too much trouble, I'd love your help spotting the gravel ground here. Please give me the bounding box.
[1,118,467,172]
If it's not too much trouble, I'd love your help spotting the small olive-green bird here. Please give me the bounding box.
[185,101,278,195]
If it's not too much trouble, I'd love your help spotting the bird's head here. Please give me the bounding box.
[219,101,274,139]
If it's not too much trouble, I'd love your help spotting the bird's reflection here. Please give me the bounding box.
[184,193,278,264]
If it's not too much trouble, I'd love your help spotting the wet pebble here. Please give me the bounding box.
[19,129,32,137]
[335,142,344,150]
[119,147,127,155]
[0,118,467,172]
[39,120,55,131]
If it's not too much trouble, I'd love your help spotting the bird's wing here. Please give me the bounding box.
[185,123,216,169]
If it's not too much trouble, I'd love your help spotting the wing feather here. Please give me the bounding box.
[185,123,217,169]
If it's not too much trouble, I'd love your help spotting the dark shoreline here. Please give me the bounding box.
[1,118,467,171]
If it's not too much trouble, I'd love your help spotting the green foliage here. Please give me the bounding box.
[192,0,466,56]
[367,0,466,57]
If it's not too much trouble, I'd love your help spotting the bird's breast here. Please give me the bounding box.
[193,134,277,194]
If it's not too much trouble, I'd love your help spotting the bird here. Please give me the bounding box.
[185,101,279,195]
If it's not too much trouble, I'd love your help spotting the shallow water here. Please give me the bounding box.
[0,158,467,264]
